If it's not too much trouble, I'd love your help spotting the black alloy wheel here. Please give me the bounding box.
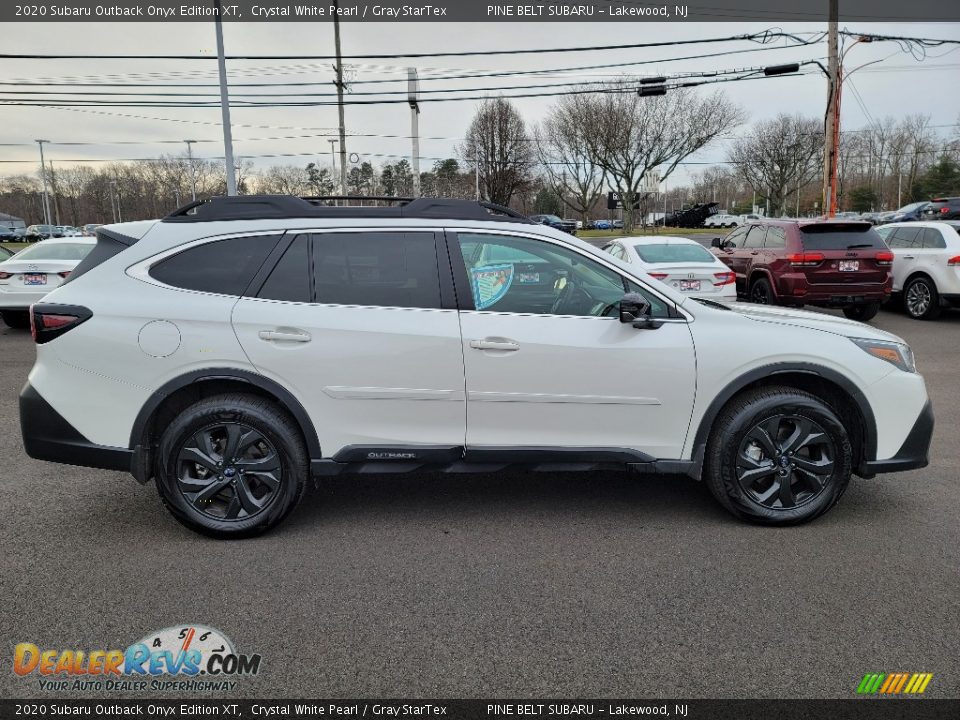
[749,278,773,305]
[156,394,307,538]
[176,422,281,521]
[736,414,834,510]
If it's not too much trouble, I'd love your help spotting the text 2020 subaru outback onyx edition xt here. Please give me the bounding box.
[19,197,933,537]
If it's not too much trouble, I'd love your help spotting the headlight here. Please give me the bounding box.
[851,337,916,373]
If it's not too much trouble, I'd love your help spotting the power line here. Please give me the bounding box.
[0,31,812,61]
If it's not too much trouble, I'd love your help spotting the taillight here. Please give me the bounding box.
[57,271,71,279]
[786,252,825,267]
[30,303,92,344]
[940,207,950,214]
[947,256,960,266]
[876,251,894,266]
[713,271,736,286]
[0,272,11,280]
[648,272,669,280]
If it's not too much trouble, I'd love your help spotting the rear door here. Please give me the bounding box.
[882,226,921,292]
[717,226,749,292]
[231,229,467,461]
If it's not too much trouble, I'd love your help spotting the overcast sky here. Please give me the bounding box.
[2,20,959,187]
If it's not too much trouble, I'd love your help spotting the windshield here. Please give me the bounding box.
[897,202,927,213]
[13,243,94,262]
[633,243,715,264]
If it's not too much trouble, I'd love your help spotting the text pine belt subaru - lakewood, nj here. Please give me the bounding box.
[19,197,933,537]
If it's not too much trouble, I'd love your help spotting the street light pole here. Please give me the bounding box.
[214,0,237,196]
[332,0,348,197]
[184,139,198,201]
[35,139,52,227]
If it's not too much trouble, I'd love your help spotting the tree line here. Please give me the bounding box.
[2,82,958,232]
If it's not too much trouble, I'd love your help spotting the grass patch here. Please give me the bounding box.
[1,242,29,252]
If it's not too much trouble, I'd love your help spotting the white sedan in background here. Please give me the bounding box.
[875,220,960,320]
[603,236,737,301]
[0,236,95,328]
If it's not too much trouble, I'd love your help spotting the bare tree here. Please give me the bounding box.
[729,114,822,216]
[458,98,534,206]
[534,96,607,225]
[559,84,743,231]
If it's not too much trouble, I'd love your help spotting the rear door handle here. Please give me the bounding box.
[258,329,312,343]
[903,255,915,259]
[470,339,519,352]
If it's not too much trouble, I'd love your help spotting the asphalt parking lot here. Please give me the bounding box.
[1,305,957,700]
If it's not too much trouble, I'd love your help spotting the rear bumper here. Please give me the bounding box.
[860,400,933,476]
[20,381,135,474]
[775,274,892,305]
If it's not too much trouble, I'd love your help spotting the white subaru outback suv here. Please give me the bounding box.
[20,197,933,538]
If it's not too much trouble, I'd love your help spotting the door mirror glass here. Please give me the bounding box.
[710,237,722,248]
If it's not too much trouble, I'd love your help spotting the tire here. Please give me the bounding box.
[749,277,774,305]
[1,311,30,329]
[704,387,853,526]
[842,302,880,322]
[155,394,308,539]
[903,276,941,320]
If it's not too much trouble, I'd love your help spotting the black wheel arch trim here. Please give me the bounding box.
[129,368,322,460]
[859,399,932,477]
[689,362,878,473]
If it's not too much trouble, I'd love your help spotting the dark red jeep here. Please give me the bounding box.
[711,220,893,321]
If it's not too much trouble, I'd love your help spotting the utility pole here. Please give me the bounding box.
[332,0,348,196]
[49,162,61,225]
[328,139,338,202]
[184,139,198,201]
[408,67,421,198]
[214,0,237,196]
[474,132,481,201]
[823,0,839,218]
[109,181,118,223]
[35,140,52,227]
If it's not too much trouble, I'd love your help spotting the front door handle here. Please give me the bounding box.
[258,329,312,343]
[903,255,915,259]
[470,339,519,352]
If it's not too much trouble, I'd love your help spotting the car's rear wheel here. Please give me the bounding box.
[155,394,308,538]
[904,276,941,320]
[1,311,30,329]
[842,302,880,322]
[749,277,774,304]
[704,387,852,525]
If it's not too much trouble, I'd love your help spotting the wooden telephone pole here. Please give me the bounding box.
[822,0,839,217]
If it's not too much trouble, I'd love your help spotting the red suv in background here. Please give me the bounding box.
[711,220,894,321]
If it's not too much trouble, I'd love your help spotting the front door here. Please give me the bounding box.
[449,231,697,461]
[232,230,466,460]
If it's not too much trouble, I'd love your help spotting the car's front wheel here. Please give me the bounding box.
[904,276,941,320]
[704,387,852,525]
[842,302,880,322]
[155,394,308,538]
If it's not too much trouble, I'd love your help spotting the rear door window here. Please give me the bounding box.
[150,235,279,296]
[312,231,442,309]
[764,228,787,249]
[889,227,921,249]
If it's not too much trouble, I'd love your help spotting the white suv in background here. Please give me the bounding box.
[704,214,741,228]
[875,221,960,320]
[20,197,932,537]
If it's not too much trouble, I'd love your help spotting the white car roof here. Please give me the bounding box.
[620,235,705,246]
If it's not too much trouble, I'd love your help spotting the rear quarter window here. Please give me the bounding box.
[150,235,280,296]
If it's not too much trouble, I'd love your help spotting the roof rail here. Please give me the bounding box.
[162,195,534,224]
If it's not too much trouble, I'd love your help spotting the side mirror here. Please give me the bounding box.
[619,292,663,330]
[710,237,722,248]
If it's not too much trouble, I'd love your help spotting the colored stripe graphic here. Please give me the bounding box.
[858,672,933,695]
